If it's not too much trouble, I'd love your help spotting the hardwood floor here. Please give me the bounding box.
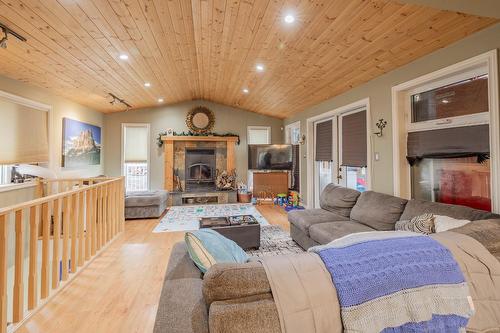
[15,205,289,333]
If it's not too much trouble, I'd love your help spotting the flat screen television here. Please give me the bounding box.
[248,144,293,170]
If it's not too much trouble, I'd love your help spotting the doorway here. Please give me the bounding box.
[307,99,371,208]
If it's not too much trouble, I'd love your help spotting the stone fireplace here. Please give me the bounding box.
[185,148,216,192]
[161,136,239,205]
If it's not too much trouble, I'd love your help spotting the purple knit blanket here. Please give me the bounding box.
[309,232,474,333]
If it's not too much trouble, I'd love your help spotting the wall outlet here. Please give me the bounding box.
[374,152,380,161]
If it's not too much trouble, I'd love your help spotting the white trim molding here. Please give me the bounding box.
[306,98,371,208]
[391,49,500,212]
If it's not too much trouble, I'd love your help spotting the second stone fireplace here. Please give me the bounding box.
[185,148,216,192]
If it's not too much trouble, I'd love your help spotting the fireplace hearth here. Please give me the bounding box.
[185,148,216,192]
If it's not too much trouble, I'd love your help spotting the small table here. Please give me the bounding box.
[199,215,261,250]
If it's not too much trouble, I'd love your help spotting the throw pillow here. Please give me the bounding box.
[185,229,249,273]
[434,215,471,233]
[395,213,435,234]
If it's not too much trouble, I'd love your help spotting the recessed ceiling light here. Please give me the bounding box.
[119,54,128,60]
[442,99,450,104]
[144,82,151,87]
[158,98,164,103]
[255,64,265,72]
[284,14,295,24]
[242,88,249,94]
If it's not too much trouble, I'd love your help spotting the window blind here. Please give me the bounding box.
[406,124,489,165]
[123,125,149,162]
[248,127,270,144]
[341,110,367,167]
[315,120,333,161]
[0,96,49,164]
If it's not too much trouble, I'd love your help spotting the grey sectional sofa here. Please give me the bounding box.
[289,184,499,249]
[154,185,500,333]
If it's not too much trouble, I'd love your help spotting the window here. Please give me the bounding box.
[408,71,491,211]
[122,124,150,192]
[0,92,49,165]
[0,91,50,187]
[0,165,13,185]
[285,122,301,144]
[411,74,488,123]
[406,68,489,133]
[339,109,368,192]
[247,126,271,144]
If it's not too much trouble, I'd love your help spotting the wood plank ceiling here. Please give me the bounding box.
[0,0,497,119]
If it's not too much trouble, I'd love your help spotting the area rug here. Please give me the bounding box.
[153,203,269,233]
[247,225,305,258]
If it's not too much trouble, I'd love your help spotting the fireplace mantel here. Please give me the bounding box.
[161,135,238,143]
[162,136,238,191]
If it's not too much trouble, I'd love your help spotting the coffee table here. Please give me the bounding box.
[199,215,261,250]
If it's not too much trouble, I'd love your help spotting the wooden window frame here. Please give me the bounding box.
[392,50,500,212]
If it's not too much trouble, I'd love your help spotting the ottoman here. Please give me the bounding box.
[125,190,169,219]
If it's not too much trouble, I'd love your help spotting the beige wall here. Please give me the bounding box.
[0,74,105,208]
[104,100,283,189]
[285,23,500,204]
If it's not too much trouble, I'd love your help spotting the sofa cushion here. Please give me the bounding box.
[400,199,499,222]
[449,219,500,260]
[309,221,376,245]
[185,229,248,273]
[288,209,349,236]
[203,262,270,306]
[434,215,471,233]
[395,213,435,235]
[350,191,407,230]
[125,190,168,207]
[319,184,361,217]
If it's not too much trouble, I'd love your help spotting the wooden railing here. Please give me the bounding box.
[0,177,125,333]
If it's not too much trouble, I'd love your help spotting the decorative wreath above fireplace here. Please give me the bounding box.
[186,106,215,134]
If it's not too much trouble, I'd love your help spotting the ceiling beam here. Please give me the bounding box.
[396,0,500,19]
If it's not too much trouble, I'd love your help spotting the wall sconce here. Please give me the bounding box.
[374,118,388,137]
[298,134,306,145]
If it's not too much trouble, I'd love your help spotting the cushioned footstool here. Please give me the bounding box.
[125,190,169,219]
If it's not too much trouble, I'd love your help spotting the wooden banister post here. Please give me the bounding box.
[62,196,70,281]
[52,199,61,290]
[78,192,84,267]
[91,188,97,256]
[0,214,8,333]
[28,206,39,309]
[13,210,24,322]
[41,202,50,299]
[71,194,78,273]
[85,189,91,261]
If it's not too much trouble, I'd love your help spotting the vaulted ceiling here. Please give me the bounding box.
[0,0,497,119]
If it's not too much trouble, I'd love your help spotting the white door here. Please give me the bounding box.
[313,117,339,207]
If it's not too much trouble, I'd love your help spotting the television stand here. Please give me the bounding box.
[247,170,290,199]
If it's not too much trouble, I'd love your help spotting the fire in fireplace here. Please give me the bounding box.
[185,148,216,192]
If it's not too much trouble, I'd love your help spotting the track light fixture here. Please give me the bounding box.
[0,22,27,49]
[108,93,132,110]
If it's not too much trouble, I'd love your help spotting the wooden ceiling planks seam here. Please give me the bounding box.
[0,0,497,118]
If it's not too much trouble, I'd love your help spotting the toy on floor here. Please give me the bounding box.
[283,190,305,211]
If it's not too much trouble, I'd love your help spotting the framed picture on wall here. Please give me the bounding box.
[62,118,101,167]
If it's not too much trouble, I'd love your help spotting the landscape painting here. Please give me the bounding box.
[62,118,101,167]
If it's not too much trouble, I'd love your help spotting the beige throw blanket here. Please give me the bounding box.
[260,253,343,333]
[262,232,500,333]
